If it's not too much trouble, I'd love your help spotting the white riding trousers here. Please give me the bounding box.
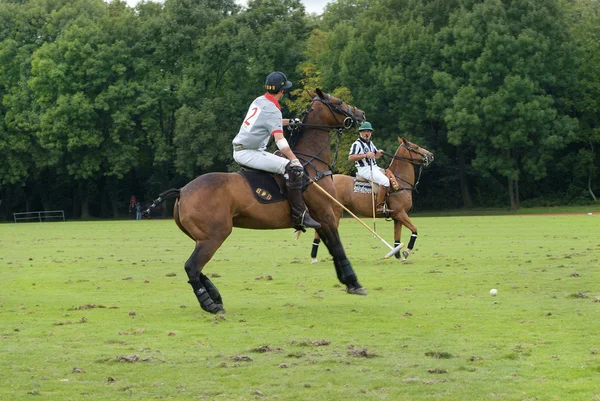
[356,165,390,187]
[233,148,288,175]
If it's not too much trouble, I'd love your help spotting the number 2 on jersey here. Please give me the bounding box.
[243,106,261,128]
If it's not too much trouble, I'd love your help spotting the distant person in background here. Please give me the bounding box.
[135,202,142,220]
[129,195,137,219]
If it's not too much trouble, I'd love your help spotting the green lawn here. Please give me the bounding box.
[1,210,599,400]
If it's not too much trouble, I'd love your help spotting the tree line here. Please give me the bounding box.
[1,0,598,220]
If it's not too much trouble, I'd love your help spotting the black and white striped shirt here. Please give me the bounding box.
[349,138,378,168]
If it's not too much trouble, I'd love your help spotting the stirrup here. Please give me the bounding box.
[376,203,394,214]
[294,211,321,230]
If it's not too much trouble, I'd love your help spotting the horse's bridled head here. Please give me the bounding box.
[399,137,434,166]
[308,89,366,128]
[346,108,366,128]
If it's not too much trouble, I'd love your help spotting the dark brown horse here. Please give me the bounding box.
[146,89,366,314]
[311,137,433,262]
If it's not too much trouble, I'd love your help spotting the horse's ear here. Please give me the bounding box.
[305,89,316,99]
[316,88,325,99]
[397,137,404,144]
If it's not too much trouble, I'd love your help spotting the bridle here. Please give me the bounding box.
[383,142,432,167]
[290,95,364,182]
[382,142,433,192]
[299,94,359,131]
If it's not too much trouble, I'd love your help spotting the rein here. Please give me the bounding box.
[289,96,359,182]
[382,144,429,193]
[381,144,430,166]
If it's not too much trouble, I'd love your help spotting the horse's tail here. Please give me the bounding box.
[143,188,181,217]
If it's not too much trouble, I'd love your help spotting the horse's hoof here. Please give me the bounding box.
[402,250,410,259]
[205,303,225,314]
[311,258,319,264]
[347,287,368,296]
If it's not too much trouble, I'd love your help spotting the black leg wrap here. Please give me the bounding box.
[311,238,321,259]
[408,232,417,249]
[394,240,402,259]
[188,279,224,314]
[200,274,223,305]
[334,259,359,287]
[335,259,366,295]
[188,279,202,293]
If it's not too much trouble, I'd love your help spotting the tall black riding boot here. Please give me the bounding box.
[286,163,321,230]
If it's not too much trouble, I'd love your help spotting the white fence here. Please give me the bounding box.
[13,210,65,223]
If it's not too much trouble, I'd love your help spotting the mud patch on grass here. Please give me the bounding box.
[118,328,146,335]
[53,317,87,326]
[229,355,253,362]
[347,345,378,358]
[425,351,454,359]
[251,345,283,353]
[116,354,152,363]
[69,304,107,310]
[292,339,331,346]
[402,376,448,384]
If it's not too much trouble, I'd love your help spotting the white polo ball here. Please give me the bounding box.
[490,289,498,296]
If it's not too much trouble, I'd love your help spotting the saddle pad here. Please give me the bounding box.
[238,169,287,204]
[353,179,373,194]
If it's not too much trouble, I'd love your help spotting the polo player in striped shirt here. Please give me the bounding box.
[348,122,393,214]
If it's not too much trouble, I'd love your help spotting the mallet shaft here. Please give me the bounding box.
[310,180,401,258]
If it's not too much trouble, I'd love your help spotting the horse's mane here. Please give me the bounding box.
[287,90,322,150]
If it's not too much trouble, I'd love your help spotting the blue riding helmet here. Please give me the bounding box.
[266,71,292,94]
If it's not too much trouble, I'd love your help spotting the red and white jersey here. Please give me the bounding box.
[233,93,283,151]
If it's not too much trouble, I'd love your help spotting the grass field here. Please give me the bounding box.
[1,210,599,400]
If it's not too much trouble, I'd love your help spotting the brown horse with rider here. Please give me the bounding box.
[146,86,367,314]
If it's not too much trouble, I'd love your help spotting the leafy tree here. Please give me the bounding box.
[29,0,149,216]
[434,0,578,209]
[562,0,600,201]
[2,0,598,219]
[310,0,454,207]
[173,0,310,177]
[0,0,84,211]
[290,25,360,176]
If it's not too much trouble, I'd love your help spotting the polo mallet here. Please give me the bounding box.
[369,161,376,236]
[310,179,402,259]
